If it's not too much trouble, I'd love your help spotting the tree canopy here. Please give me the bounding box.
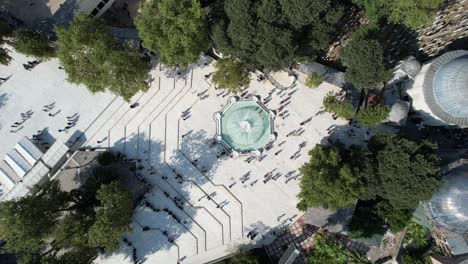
[364,134,441,210]
[322,93,355,119]
[211,0,343,71]
[353,0,444,29]
[55,14,149,101]
[0,180,69,254]
[88,181,134,251]
[298,134,441,233]
[0,21,12,65]
[135,0,209,67]
[357,104,390,128]
[341,36,388,90]
[14,28,55,59]
[212,58,250,93]
[297,144,368,210]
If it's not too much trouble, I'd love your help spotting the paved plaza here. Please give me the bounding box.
[0,49,383,263]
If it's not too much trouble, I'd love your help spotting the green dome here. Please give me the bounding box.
[218,100,272,152]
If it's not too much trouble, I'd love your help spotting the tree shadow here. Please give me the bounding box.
[162,55,214,79]
[177,128,228,181]
[103,132,228,262]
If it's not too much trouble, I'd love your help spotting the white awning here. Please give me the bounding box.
[15,137,43,166]
[0,168,15,190]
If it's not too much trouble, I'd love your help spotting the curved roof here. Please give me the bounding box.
[402,57,422,77]
[218,100,273,152]
[427,166,468,234]
[423,50,468,127]
[388,100,410,125]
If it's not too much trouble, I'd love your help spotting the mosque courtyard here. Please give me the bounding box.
[0,49,381,263]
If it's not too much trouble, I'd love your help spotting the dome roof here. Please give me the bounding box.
[423,50,468,127]
[427,166,468,234]
[388,100,410,125]
[215,98,274,153]
[401,57,421,77]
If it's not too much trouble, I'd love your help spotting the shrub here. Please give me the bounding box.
[323,93,354,119]
[305,72,323,88]
[357,104,390,128]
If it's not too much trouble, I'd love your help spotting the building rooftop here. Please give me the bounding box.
[422,50,468,127]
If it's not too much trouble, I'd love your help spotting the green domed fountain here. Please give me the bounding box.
[214,97,275,155]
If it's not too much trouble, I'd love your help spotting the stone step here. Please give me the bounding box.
[146,172,226,248]
[133,205,198,258]
[148,187,207,252]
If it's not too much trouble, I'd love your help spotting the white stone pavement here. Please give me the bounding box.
[1,47,380,263]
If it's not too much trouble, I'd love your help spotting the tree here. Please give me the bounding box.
[305,72,324,88]
[211,0,343,71]
[365,134,441,210]
[404,223,429,248]
[322,93,355,119]
[55,14,149,101]
[297,144,368,210]
[14,28,55,58]
[341,37,388,90]
[375,201,413,232]
[353,0,444,29]
[0,180,70,254]
[212,58,250,93]
[0,20,12,65]
[135,0,209,67]
[88,181,133,251]
[357,104,390,128]
[308,234,348,264]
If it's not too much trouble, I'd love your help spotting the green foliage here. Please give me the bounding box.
[0,20,12,65]
[352,0,385,26]
[353,0,443,29]
[52,213,94,249]
[211,0,343,71]
[297,144,367,210]
[322,93,355,119]
[404,223,429,248]
[212,58,250,93]
[348,201,386,239]
[357,104,390,128]
[88,181,133,251]
[97,151,115,166]
[341,36,388,90]
[298,134,441,234]
[308,234,348,264]
[55,14,149,101]
[135,0,209,67]
[366,134,441,210]
[401,252,425,264]
[375,201,413,232]
[305,72,324,88]
[14,28,55,58]
[0,180,70,254]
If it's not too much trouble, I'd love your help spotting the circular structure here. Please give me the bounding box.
[427,166,468,234]
[422,50,468,127]
[214,97,275,154]
[401,56,421,77]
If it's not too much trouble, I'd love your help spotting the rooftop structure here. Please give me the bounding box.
[1,0,115,32]
[427,164,468,256]
[406,50,468,127]
[214,97,276,156]
[0,137,69,200]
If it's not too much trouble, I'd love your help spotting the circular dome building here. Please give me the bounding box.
[406,50,468,127]
[214,97,276,156]
[427,166,468,235]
